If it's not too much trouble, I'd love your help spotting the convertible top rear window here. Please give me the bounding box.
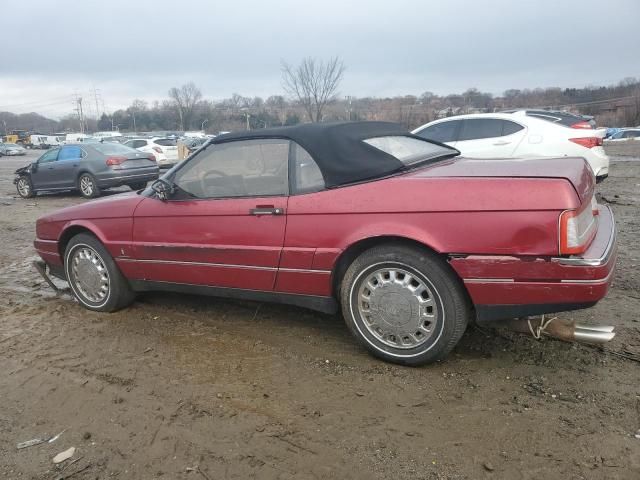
[363,136,456,165]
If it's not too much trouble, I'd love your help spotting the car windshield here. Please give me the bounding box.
[92,143,137,155]
[363,136,458,165]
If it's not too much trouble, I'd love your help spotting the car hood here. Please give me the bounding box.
[39,191,145,223]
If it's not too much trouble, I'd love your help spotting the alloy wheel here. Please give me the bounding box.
[80,176,94,197]
[17,178,31,197]
[355,265,440,349]
[70,246,110,304]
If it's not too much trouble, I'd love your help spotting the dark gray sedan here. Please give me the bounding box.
[14,143,159,198]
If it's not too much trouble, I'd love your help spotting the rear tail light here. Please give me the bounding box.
[105,156,127,166]
[569,137,602,149]
[559,198,598,255]
[570,121,593,129]
[148,154,156,162]
[152,146,162,153]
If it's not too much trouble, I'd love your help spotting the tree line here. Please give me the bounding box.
[2,57,639,135]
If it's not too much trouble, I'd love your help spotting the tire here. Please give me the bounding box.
[16,176,35,198]
[78,173,100,198]
[64,233,135,312]
[340,244,470,366]
[128,182,147,191]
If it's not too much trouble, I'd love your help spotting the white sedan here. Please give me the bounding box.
[412,110,609,181]
[123,137,179,168]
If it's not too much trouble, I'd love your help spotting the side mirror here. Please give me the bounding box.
[151,178,174,201]
[31,162,38,172]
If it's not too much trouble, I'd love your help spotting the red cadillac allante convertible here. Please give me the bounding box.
[34,122,616,365]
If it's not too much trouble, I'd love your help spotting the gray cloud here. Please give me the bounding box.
[1,0,638,117]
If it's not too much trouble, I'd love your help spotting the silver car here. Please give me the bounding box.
[0,143,27,156]
[13,143,159,198]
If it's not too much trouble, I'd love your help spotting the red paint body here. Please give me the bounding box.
[34,156,616,319]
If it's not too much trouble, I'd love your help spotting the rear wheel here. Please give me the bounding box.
[340,244,470,366]
[128,182,147,190]
[78,173,100,198]
[16,176,35,198]
[64,233,135,312]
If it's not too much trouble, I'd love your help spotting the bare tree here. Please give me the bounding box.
[168,82,202,130]
[281,57,345,122]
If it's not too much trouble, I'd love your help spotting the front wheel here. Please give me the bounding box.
[64,233,135,312]
[340,244,470,366]
[78,173,100,198]
[16,176,35,198]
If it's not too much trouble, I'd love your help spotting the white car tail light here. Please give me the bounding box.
[569,137,603,149]
[559,198,598,255]
[570,121,593,129]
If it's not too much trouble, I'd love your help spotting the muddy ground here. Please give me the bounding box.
[0,149,638,479]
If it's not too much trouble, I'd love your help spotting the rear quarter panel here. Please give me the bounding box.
[281,174,580,296]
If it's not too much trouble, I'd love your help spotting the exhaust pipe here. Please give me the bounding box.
[574,328,615,344]
[502,317,615,345]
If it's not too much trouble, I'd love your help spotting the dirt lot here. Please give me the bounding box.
[1,149,639,479]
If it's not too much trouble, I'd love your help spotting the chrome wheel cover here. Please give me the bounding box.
[80,176,94,196]
[70,246,110,303]
[17,178,30,196]
[356,266,439,349]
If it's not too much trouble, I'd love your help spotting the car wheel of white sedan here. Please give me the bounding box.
[64,233,135,312]
[341,244,470,366]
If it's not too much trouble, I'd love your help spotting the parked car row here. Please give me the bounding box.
[412,109,610,181]
[32,121,617,365]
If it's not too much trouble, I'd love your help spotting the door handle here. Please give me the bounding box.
[250,206,284,215]
[492,141,511,146]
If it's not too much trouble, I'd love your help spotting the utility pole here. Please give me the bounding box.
[245,113,250,130]
[74,95,85,134]
[346,95,353,121]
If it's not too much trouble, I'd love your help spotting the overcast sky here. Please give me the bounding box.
[1,0,638,119]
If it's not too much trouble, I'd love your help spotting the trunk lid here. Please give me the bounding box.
[120,151,157,169]
[412,156,594,203]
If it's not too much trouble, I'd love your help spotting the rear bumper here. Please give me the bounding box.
[96,168,159,188]
[450,205,616,323]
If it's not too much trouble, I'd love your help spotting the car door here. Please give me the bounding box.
[54,145,84,188]
[30,148,60,189]
[456,119,525,158]
[130,138,289,291]
[413,119,462,148]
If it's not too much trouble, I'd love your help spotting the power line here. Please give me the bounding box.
[0,95,75,109]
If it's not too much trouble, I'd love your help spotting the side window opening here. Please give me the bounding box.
[292,142,324,194]
[39,149,59,163]
[172,139,289,199]
[459,119,504,141]
[415,120,460,143]
[58,146,83,161]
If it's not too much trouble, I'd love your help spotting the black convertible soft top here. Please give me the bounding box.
[213,121,440,188]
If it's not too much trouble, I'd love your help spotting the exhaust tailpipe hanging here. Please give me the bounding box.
[502,316,615,345]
